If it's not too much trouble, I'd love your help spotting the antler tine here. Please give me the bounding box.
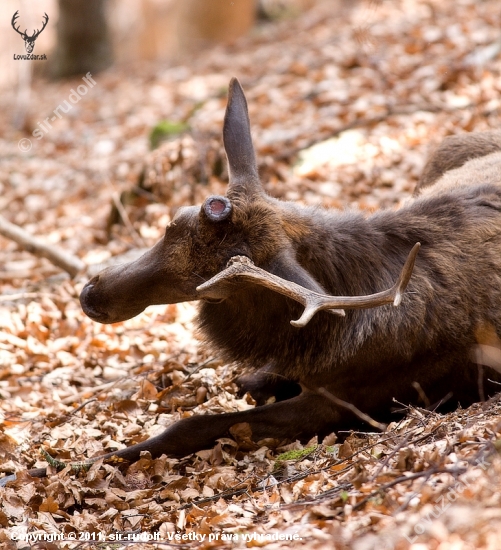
[289,242,421,326]
[198,255,346,318]
[11,11,24,36]
[33,13,49,39]
[197,243,421,328]
[41,13,49,31]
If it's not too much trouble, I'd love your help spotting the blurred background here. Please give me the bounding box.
[1,0,314,86]
[1,0,501,271]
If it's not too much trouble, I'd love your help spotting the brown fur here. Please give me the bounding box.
[416,130,501,193]
[29,83,501,476]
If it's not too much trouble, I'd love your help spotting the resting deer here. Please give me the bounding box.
[5,80,501,483]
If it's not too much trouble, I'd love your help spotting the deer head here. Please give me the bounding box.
[80,79,418,327]
[12,11,49,54]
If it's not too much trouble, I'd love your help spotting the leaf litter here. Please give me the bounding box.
[1,0,501,548]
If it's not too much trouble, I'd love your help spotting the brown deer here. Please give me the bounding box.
[4,80,501,483]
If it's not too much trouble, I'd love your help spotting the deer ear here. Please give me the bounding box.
[201,196,232,222]
[224,78,262,198]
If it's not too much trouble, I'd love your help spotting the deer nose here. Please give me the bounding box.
[79,282,109,322]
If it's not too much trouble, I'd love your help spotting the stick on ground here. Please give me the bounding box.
[0,214,86,278]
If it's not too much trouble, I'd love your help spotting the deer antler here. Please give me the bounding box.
[11,11,48,40]
[197,243,421,327]
[32,13,49,40]
[11,11,25,38]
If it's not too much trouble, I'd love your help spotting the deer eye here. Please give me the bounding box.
[203,196,232,222]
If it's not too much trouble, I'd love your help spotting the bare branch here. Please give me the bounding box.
[0,214,85,278]
[111,191,146,248]
[315,387,387,432]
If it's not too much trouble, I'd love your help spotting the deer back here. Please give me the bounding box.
[416,130,501,193]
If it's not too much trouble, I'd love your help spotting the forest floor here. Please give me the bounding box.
[2,0,501,548]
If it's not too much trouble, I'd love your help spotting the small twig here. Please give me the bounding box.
[281,483,353,509]
[0,292,60,302]
[181,434,395,511]
[68,398,98,417]
[368,432,413,482]
[111,192,146,248]
[316,387,387,431]
[429,392,454,412]
[0,214,85,278]
[60,379,127,405]
[183,355,220,382]
[351,466,467,512]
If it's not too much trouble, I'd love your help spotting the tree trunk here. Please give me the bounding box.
[51,0,113,78]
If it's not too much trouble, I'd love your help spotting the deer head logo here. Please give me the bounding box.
[11,11,49,54]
